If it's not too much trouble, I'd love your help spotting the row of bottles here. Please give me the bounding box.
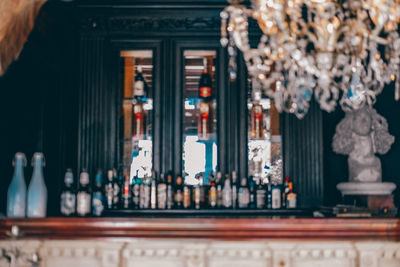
[60,168,297,217]
[7,152,47,218]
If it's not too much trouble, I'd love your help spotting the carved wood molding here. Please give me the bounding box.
[0,218,400,241]
[80,16,221,33]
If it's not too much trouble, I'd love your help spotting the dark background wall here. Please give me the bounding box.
[0,0,399,216]
[0,2,78,216]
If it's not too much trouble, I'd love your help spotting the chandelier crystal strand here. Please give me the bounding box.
[221,0,400,118]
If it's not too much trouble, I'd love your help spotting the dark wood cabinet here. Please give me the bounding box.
[76,0,324,209]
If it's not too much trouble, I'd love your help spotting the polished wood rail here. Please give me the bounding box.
[0,218,399,241]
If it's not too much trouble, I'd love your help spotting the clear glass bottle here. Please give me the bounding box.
[27,153,47,218]
[92,169,105,216]
[7,153,27,218]
[77,170,91,217]
[222,174,232,209]
[60,168,76,216]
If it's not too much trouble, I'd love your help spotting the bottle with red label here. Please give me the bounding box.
[199,58,212,100]
[198,102,212,140]
[133,66,146,99]
[250,90,264,140]
[132,100,144,139]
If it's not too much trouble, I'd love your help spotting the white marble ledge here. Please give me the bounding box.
[0,240,399,267]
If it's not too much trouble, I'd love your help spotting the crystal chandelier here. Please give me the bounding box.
[221,0,400,118]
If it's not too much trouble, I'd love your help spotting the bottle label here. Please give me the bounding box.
[231,185,237,209]
[113,183,120,206]
[61,191,76,216]
[183,187,191,208]
[271,187,281,209]
[194,187,201,209]
[200,86,211,98]
[105,184,113,209]
[238,188,249,208]
[209,187,217,207]
[256,189,266,209]
[132,184,140,207]
[134,81,144,96]
[174,190,183,204]
[222,188,232,208]
[157,184,167,209]
[199,102,209,114]
[167,185,173,209]
[77,192,91,216]
[92,192,104,216]
[140,184,150,209]
[287,193,297,209]
[134,103,143,114]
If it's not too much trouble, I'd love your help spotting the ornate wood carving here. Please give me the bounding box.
[80,16,221,33]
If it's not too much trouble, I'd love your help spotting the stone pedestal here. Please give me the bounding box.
[337,182,397,216]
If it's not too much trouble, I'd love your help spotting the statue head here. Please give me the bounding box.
[332,106,395,156]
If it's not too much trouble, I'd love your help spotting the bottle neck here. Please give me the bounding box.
[32,157,43,178]
[14,158,24,178]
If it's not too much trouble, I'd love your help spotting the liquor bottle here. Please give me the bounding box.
[92,169,105,216]
[77,170,91,217]
[231,171,238,209]
[198,102,212,141]
[193,180,201,210]
[60,168,76,217]
[256,179,266,209]
[250,90,264,140]
[216,172,223,208]
[131,171,141,209]
[266,184,272,209]
[286,182,297,209]
[238,177,249,209]
[222,174,232,209]
[105,170,114,210]
[282,177,290,209]
[112,169,120,209]
[27,153,47,218]
[157,173,167,209]
[199,58,212,100]
[140,176,150,209]
[7,153,27,218]
[271,183,282,209]
[122,173,131,209]
[132,100,144,139]
[208,177,217,208]
[133,66,146,99]
[166,172,174,209]
[150,171,157,210]
[174,176,184,209]
[249,179,256,209]
[183,181,191,209]
[199,173,207,208]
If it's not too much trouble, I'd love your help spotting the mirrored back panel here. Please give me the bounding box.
[247,80,282,184]
[182,50,217,185]
[120,50,154,180]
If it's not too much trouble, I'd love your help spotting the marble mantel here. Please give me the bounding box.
[0,218,399,267]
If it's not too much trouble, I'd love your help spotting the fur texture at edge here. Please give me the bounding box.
[0,0,46,75]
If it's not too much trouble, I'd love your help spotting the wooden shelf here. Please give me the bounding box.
[1,217,399,241]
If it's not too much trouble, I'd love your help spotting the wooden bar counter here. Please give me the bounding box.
[0,217,399,241]
[1,218,400,267]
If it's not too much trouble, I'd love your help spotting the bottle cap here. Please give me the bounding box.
[80,171,89,185]
[65,169,74,185]
[13,152,27,167]
[107,170,113,180]
[31,153,45,167]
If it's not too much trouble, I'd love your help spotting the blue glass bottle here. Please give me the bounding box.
[7,153,27,218]
[27,153,47,218]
